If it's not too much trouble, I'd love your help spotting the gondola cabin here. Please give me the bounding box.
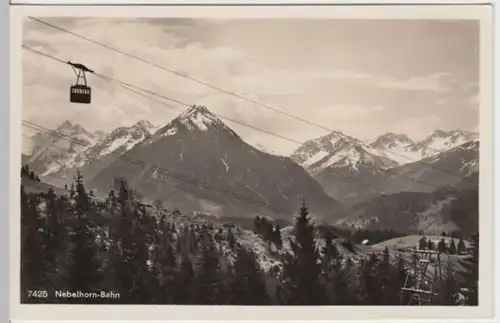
[67,61,94,104]
[70,85,92,104]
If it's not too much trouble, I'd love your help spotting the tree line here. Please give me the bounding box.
[21,164,41,182]
[20,173,478,305]
[418,236,468,255]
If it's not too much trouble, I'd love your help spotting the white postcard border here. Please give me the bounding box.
[9,3,495,321]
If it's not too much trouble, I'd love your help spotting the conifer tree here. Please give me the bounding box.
[449,239,457,255]
[196,235,225,304]
[457,237,466,255]
[282,200,325,305]
[388,253,407,305]
[419,236,427,250]
[360,253,382,305]
[229,245,270,305]
[427,239,435,250]
[273,223,282,249]
[21,187,50,302]
[438,238,447,253]
[21,165,29,178]
[43,187,67,285]
[174,254,196,304]
[65,174,103,303]
[332,254,356,305]
[155,233,177,304]
[458,233,478,305]
[227,227,236,249]
[377,247,393,304]
[253,216,261,234]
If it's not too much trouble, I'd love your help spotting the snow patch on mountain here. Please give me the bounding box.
[291,132,397,174]
[178,105,222,131]
[365,130,479,167]
[37,119,157,176]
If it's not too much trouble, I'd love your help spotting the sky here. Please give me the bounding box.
[22,18,480,155]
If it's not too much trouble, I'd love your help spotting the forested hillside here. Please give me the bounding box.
[20,173,478,305]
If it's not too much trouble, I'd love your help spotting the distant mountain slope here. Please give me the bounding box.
[87,105,346,222]
[39,120,159,187]
[369,129,478,165]
[290,129,478,204]
[378,140,479,194]
[24,120,101,176]
[290,131,397,204]
[336,170,479,236]
[447,172,479,236]
[335,188,459,233]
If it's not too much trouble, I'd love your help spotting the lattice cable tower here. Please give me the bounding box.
[400,248,443,305]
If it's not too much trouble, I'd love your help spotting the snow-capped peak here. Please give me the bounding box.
[143,105,240,147]
[135,119,155,130]
[405,129,479,159]
[55,120,91,136]
[291,131,396,173]
[176,105,222,131]
[370,133,414,148]
[177,105,222,131]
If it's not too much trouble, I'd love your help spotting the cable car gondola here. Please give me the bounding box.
[68,61,94,104]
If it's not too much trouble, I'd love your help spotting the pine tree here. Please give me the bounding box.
[155,233,177,304]
[332,254,356,305]
[438,238,447,253]
[282,200,326,305]
[174,254,196,304]
[388,253,408,305]
[229,245,270,305]
[20,187,51,302]
[273,223,282,249]
[419,236,427,250]
[253,216,261,234]
[227,227,237,249]
[377,247,393,304]
[449,239,457,255]
[21,165,30,178]
[457,237,466,255]
[196,238,225,304]
[359,253,382,305]
[43,187,67,285]
[427,239,435,250]
[458,233,478,305]
[65,175,103,303]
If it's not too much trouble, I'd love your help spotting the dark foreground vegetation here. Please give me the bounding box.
[21,173,478,305]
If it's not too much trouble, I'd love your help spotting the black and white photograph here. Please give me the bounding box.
[14,5,492,314]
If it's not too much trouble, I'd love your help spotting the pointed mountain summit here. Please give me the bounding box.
[37,119,160,186]
[25,120,99,176]
[177,105,222,131]
[144,105,238,146]
[88,105,346,221]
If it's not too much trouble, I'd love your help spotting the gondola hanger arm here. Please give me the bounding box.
[67,61,95,74]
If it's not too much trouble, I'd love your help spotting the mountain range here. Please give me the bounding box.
[290,129,478,204]
[22,105,479,231]
[24,106,345,222]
